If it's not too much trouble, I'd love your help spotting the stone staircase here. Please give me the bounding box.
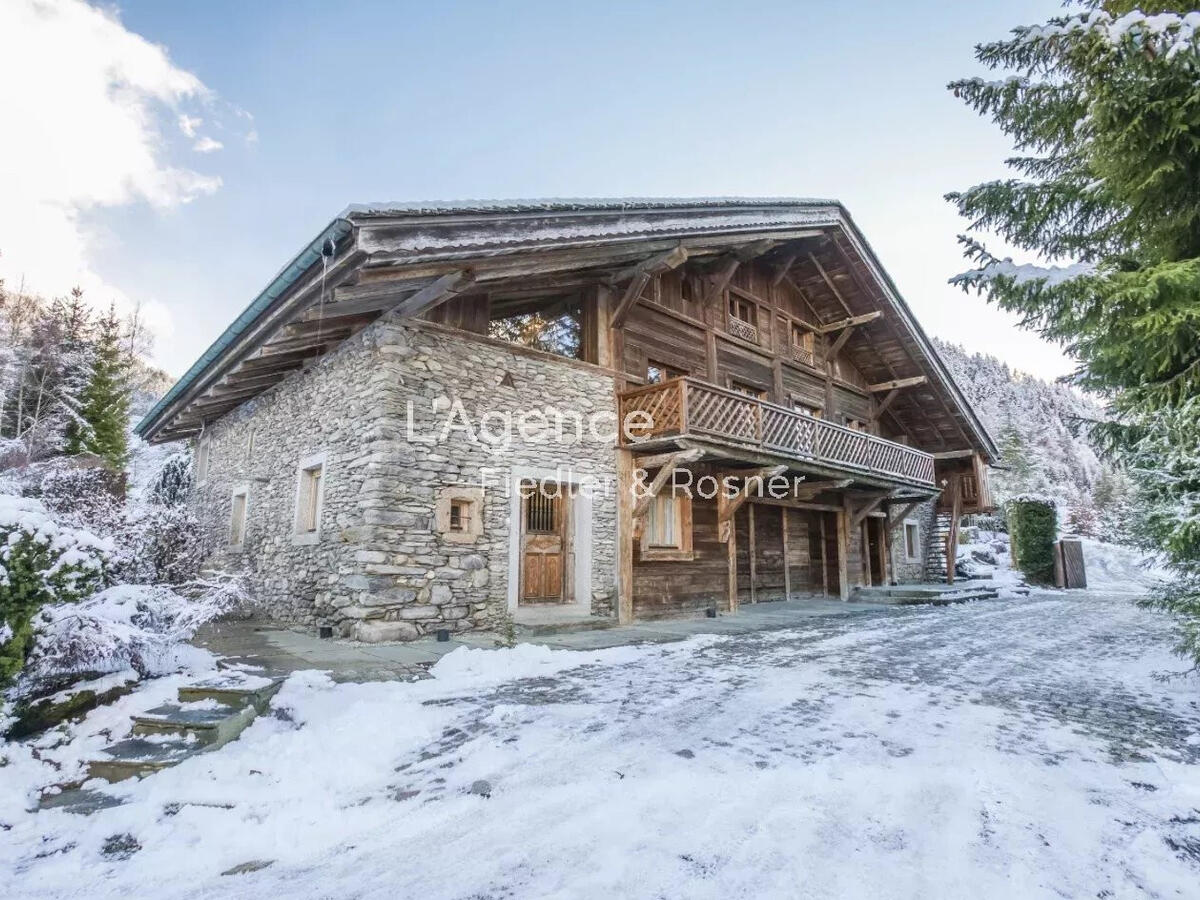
[40,673,282,812]
[924,510,955,584]
[851,582,1000,606]
[84,673,281,783]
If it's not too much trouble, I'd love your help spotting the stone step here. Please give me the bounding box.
[131,701,257,747]
[86,736,200,783]
[176,674,282,711]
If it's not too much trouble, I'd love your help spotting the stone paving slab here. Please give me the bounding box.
[197,598,892,680]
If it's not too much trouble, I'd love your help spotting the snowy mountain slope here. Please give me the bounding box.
[934,339,1131,533]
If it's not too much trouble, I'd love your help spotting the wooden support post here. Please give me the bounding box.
[748,503,757,604]
[595,284,614,369]
[616,448,635,624]
[727,514,739,614]
[705,330,718,382]
[838,497,851,601]
[819,513,829,597]
[781,506,792,600]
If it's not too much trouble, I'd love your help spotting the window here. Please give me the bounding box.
[793,399,822,418]
[728,295,755,324]
[680,276,695,303]
[436,487,484,543]
[196,435,211,485]
[791,324,816,367]
[904,520,920,561]
[640,488,693,560]
[293,453,327,543]
[525,488,559,534]
[729,380,768,401]
[646,361,686,384]
[727,294,759,342]
[229,488,248,548]
[487,295,582,359]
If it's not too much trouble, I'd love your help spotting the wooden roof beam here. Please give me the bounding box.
[391,270,476,319]
[817,311,883,334]
[610,245,689,329]
[807,251,855,317]
[609,244,690,286]
[868,375,927,393]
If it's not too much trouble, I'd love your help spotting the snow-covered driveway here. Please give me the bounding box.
[6,590,1200,898]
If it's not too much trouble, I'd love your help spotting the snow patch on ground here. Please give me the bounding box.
[3,583,1199,898]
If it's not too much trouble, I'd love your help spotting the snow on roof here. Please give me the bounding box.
[342,196,840,218]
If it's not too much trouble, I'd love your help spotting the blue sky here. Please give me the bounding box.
[5,0,1070,379]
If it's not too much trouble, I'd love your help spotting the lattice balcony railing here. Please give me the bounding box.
[619,377,936,486]
[727,317,759,343]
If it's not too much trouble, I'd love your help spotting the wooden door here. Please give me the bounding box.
[866,519,885,586]
[520,484,567,604]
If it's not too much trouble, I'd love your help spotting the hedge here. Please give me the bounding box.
[1008,497,1057,585]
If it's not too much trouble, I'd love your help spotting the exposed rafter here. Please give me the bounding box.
[817,311,883,334]
[868,375,927,393]
[391,270,476,318]
[610,245,689,328]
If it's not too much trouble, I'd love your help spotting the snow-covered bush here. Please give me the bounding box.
[22,575,246,683]
[0,494,113,684]
[115,503,204,586]
[35,459,125,534]
[146,449,192,508]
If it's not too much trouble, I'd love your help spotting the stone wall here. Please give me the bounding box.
[890,498,938,583]
[194,318,618,641]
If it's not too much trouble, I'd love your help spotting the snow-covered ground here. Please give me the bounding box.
[4,579,1200,898]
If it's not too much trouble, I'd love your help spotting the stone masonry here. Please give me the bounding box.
[193,318,618,641]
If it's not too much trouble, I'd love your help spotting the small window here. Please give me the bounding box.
[449,499,471,533]
[436,487,484,543]
[645,492,679,548]
[904,520,920,561]
[525,488,559,534]
[793,399,822,418]
[229,489,248,548]
[729,295,755,324]
[680,276,695,303]
[791,324,814,351]
[729,380,768,401]
[294,458,326,539]
[646,361,686,384]
[640,487,693,560]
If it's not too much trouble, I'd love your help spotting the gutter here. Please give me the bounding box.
[136,217,355,440]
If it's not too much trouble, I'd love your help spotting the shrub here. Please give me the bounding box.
[23,577,246,682]
[146,450,193,508]
[115,504,204,585]
[0,495,113,685]
[1008,497,1058,585]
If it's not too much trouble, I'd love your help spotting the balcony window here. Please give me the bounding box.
[641,487,693,560]
[727,295,758,342]
[791,324,816,367]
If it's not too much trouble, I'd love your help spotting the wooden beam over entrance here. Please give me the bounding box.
[631,449,704,520]
[850,493,892,530]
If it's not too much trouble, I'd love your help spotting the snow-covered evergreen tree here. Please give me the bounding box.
[947,3,1200,664]
[77,304,130,471]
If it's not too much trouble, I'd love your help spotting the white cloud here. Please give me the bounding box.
[193,136,224,153]
[178,113,202,138]
[0,0,229,351]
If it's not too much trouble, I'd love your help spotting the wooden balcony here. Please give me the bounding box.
[619,377,936,487]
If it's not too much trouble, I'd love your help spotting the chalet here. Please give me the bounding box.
[137,199,997,641]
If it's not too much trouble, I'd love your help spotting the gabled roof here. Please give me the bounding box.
[137,198,998,461]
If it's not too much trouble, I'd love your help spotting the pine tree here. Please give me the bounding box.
[948,3,1200,665]
[78,303,130,470]
[58,287,94,455]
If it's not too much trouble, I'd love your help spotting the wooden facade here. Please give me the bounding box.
[139,200,999,626]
